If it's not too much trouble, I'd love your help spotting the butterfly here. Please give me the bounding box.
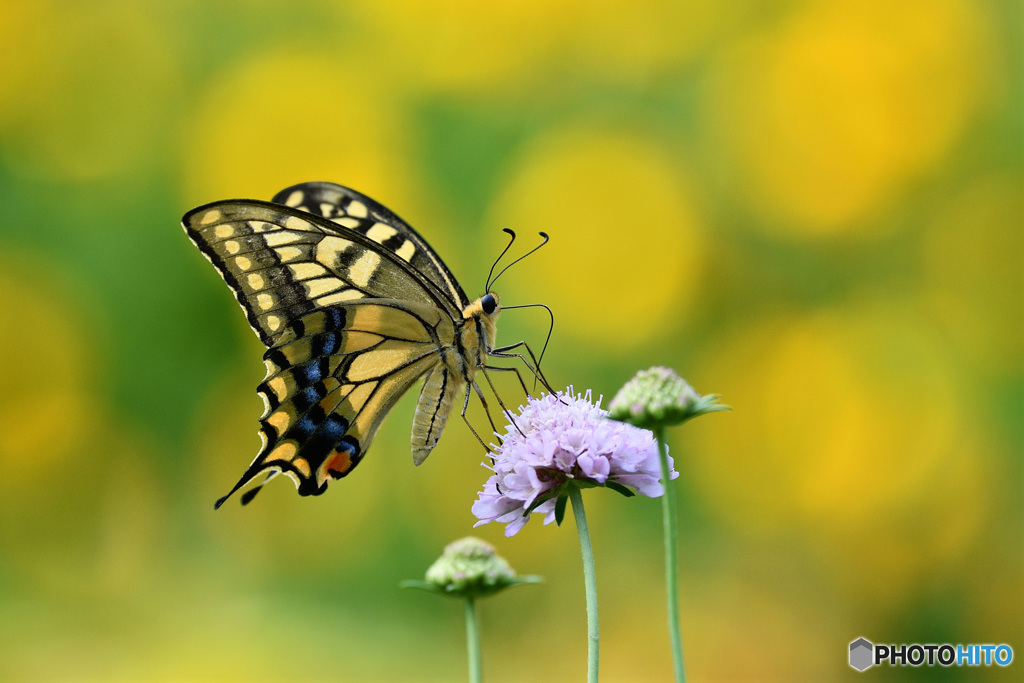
[183,182,547,508]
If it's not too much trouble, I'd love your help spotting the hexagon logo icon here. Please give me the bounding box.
[849,637,874,671]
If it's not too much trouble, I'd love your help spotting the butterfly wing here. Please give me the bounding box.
[183,200,461,504]
[233,301,451,505]
[184,199,463,346]
[272,182,470,310]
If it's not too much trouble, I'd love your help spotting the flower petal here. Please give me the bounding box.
[472,387,676,535]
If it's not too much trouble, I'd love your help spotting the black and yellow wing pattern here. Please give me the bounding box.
[183,182,502,507]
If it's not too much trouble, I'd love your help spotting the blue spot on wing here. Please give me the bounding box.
[322,414,347,440]
[296,359,324,386]
[297,413,350,471]
[293,385,323,412]
[316,331,340,356]
[291,414,317,441]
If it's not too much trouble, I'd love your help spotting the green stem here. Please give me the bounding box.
[569,486,599,683]
[463,596,482,683]
[656,427,686,682]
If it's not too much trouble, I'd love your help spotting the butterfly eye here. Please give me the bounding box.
[482,293,497,315]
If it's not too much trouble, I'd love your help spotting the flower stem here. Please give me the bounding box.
[569,486,599,683]
[463,596,482,683]
[656,427,686,682]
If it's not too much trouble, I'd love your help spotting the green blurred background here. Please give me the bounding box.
[0,1,1020,680]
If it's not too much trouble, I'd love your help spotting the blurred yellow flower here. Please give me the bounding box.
[923,174,1024,373]
[562,0,732,79]
[0,258,95,481]
[184,49,417,212]
[488,125,706,351]
[349,0,562,91]
[684,301,991,598]
[0,2,181,179]
[0,1,49,127]
[707,0,994,235]
[351,0,726,91]
[0,256,146,596]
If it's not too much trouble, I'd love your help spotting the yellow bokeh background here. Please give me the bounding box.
[0,1,1019,680]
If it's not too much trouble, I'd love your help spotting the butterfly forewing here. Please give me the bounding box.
[183,200,461,346]
[272,182,469,310]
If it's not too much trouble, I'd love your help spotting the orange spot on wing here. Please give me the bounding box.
[325,450,352,478]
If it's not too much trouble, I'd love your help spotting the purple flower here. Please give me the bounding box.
[472,388,677,536]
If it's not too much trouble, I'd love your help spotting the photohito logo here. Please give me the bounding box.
[849,638,1014,671]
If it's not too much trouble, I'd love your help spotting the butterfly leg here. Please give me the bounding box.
[482,363,530,401]
[489,340,557,396]
[469,379,501,435]
[480,366,528,437]
[468,378,509,453]
[459,381,494,454]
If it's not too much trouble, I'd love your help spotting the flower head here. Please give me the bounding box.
[401,536,540,598]
[608,366,727,429]
[472,388,676,536]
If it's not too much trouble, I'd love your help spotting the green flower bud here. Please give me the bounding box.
[608,366,728,429]
[402,537,540,599]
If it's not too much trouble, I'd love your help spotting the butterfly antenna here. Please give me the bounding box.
[485,228,517,292]
[502,302,555,391]
[488,232,549,292]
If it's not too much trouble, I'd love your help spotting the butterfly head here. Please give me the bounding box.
[463,291,501,349]
[481,292,498,315]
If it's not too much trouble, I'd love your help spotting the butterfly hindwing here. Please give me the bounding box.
[272,182,470,310]
[217,300,456,506]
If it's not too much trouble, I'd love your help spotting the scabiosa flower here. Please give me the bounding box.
[608,365,727,429]
[472,388,677,537]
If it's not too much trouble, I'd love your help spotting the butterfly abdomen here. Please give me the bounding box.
[407,292,503,465]
[411,359,463,465]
